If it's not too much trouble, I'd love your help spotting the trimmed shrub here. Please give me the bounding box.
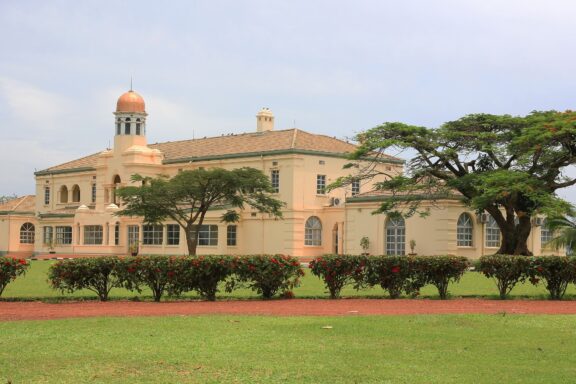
[477,255,530,299]
[115,255,189,302]
[48,257,121,301]
[0,257,29,297]
[233,255,304,299]
[366,256,422,298]
[528,256,576,300]
[181,255,235,301]
[413,255,470,299]
[309,255,366,299]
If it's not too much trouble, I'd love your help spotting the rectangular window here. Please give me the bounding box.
[55,226,72,245]
[114,224,120,246]
[316,175,326,195]
[84,225,103,245]
[127,225,139,248]
[198,225,218,246]
[43,226,53,245]
[351,180,360,196]
[271,170,280,193]
[227,225,237,246]
[143,224,163,245]
[167,224,180,245]
[91,183,97,203]
[44,187,50,205]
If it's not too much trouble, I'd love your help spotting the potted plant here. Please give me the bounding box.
[360,236,370,255]
[409,239,417,255]
[129,242,139,256]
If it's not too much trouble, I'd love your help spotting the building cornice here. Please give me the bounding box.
[34,167,96,177]
[346,193,465,204]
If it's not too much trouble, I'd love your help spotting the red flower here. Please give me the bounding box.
[537,266,544,272]
[391,266,401,274]
[18,259,27,265]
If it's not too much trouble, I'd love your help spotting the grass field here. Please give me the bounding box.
[1,315,575,383]
[3,260,576,301]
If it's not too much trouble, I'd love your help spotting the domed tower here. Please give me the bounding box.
[113,89,148,151]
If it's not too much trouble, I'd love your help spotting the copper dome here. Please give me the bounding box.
[116,90,145,113]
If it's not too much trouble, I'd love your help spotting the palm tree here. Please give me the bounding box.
[545,216,576,255]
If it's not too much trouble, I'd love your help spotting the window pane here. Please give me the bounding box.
[271,170,280,193]
[198,225,218,246]
[20,223,35,244]
[227,225,237,246]
[143,224,163,245]
[316,175,326,195]
[385,218,405,255]
[305,216,322,246]
[485,215,501,248]
[457,214,473,247]
[56,226,73,245]
[167,224,180,245]
[43,226,53,245]
[84,225,103,245]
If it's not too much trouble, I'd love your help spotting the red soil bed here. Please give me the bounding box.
[2,298,576,321]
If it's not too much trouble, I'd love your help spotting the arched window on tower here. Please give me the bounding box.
[136,118,141,135]
[60,185,68,203]
[71,185,80,203]
[124,118,131,135]
[116,118,121,135]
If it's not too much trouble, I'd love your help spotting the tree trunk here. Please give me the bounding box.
[496,215,533,256]
[185,225,199,255]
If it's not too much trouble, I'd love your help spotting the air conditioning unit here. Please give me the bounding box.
[477,213,488,224]
[326,197,341,207]
[534,217,545,227]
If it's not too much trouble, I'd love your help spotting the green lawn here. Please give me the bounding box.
[3,260,576,301]
[1,315,575,383]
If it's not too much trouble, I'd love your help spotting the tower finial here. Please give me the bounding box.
[130,77,133,91]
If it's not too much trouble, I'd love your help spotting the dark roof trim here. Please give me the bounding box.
[163,149,405,165]
[346,194,465,203]
[0,211,35,216]
[35,167,96,177]
[39,213,75,219]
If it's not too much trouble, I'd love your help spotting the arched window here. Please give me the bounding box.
[136,118,141,135]
[457,213,473,247]
[485,215,501,248]
[20,223,35,244]
[112,175,121,205]
[60,185,68,203]
[385,217,405,255]
[305,216,322,246]
[124,118,131,135]
[541,219,553,247]
[116,118,121,135]
[71,185,80,203]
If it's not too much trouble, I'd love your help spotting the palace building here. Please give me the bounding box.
[0,90,559,258]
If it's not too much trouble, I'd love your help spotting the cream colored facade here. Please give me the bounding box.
[0,90,559,258]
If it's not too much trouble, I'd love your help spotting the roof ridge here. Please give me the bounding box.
[290,128,298,149]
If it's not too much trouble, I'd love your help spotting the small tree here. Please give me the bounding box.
[545,216,576,255]
[116,168,284,255]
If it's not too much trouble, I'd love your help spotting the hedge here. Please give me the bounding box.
[308,255,366,299]
[49,257,121,301]
[528,256,576,300]
[0,257,29,297]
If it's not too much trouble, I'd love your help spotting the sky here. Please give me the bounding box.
[1,0,575,202]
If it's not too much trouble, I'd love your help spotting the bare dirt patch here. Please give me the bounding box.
[2,298,576,321]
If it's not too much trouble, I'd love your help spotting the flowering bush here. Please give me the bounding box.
[179,255,235,301]
[0,257,29,297]
[48,257,121,301]
[115,255,189,302]
[528,256,576,300]
[309,255,366,299]
[412,255,470,299]
[477,255,530,299]
[366,256,423,298]
[233,255,304,299]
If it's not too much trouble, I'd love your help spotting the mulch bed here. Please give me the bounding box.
[2,298,576,321]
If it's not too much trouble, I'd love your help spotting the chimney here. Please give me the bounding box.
[256,107,274,132]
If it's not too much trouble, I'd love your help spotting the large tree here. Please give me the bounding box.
[342,111,576,255]
[116,167,284,255]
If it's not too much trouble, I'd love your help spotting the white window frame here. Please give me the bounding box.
[457,213,473,247]
[305,216,322,246]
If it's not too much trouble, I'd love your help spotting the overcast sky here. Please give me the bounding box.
[1,0,575,203]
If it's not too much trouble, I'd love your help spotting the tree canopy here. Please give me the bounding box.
[341,110,576,255]
[116,167,284,255]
